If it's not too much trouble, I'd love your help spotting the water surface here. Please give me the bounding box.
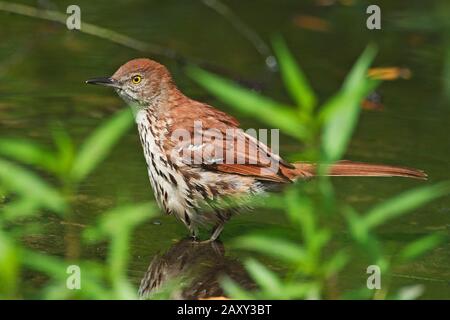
[0,0,449,298]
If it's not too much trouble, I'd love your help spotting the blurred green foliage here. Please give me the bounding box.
[0,108,159,299]
[0,34,448,299]
[188,38,449,299]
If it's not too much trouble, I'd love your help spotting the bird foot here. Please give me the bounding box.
[192,239,214,244]
[190,235,215,244]
[190,238,223,255]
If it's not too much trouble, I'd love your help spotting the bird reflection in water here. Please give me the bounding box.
[138,239,254,299]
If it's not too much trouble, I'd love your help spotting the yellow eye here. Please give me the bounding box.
[131,75,142,84]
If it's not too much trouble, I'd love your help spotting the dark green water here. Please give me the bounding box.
[0,0,449,298]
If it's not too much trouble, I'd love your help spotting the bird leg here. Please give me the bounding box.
[209,222,224,242]
[191,223,224,244]
[189,227,199,241]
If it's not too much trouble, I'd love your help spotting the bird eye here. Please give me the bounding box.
[131,75,142,84]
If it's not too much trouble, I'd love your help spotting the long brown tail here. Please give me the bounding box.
[291,160,427,180]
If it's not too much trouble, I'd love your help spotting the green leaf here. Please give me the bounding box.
[2,197,41,221]
[320,45,378,162]
[0,159,66,213]
[285,187,315,242]
[221,276,254,299]
[272,35,317,112]
[186,66,308,140]
[322,250,348,277]
[244,258,281,294]
[84,202,157,240]
[71,108,133,183]
[281,281,320,299]
[84,202,157,299]
[233,234,306,264]
[364,182,450,229]
[0,230,19,298]
[0,138,57,173]
[22,250,112,299]
[399,233,446,262]
[344,207,369,244]
[51,127,75,176]
[344,207,383,261]
[143,276,187,300]
[22,249,68,278]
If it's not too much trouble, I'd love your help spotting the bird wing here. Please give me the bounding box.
[167,101,294,183]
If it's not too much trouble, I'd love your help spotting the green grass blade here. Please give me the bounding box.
[186,66,308,139]
[344,207,383,261]
[0,159,66,213]
[51,127,76,176]
[221,276,254,299]
[364,182,450,229]
[22,250,112,299]
[320,45,378,162]
[0,139,57,173]
[285,188,315,242]
[399,233,446,262]
[2,198,41,221]
[0,230,19,298]
[233,234,306,264]
[71,108,133,183]
[281,282,320,299]
[84,202,157,299]
[84,202,157,241]
[272,35,317,112]
[322,250,349,277]
[244,258,281,294]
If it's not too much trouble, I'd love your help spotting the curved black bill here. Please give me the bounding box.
[85,77,118,88]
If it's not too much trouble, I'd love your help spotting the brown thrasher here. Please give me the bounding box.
[86,58,426,242]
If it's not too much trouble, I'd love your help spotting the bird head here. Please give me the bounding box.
[86,58,175,110]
